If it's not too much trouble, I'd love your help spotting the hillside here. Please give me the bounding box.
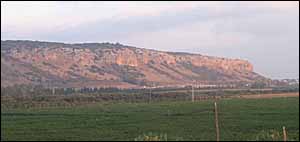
[1,40,266,88]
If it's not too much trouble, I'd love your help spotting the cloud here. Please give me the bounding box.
[1,1,222,35]
[1,1,297,36]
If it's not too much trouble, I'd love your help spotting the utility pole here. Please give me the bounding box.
[149,83,153,103]
[214,102,220,141]
[192,84,194,102]
[149,87,152,103]
[52,87,55,95]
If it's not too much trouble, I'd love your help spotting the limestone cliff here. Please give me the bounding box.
[1,40,265,88]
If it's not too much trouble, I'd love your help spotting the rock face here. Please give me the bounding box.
[1,40,266,88]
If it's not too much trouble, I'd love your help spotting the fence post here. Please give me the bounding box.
[283,126,287,141]
[214,102,220,141]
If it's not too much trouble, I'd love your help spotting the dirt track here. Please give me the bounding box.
[234,92,299,99]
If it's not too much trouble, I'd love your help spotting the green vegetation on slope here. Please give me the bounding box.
[1,97,299,141]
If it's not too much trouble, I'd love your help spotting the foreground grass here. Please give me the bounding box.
[1,97,299,141]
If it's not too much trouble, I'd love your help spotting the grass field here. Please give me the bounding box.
[1,97,299,141]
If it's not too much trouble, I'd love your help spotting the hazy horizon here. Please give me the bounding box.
[1,1,299,79]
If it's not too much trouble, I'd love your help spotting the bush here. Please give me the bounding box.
[254,129,282,141]
[134,132,168,141]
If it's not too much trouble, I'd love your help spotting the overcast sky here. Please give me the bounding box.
[1,1,299,79]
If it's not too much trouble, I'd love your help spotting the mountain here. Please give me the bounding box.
[1,40,267,88]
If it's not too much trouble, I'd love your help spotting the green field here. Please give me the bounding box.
[1,97,299,141]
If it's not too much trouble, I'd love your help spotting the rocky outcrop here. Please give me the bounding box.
[1,40,265,88]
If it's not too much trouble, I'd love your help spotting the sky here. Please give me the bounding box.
[1,1,299,79]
